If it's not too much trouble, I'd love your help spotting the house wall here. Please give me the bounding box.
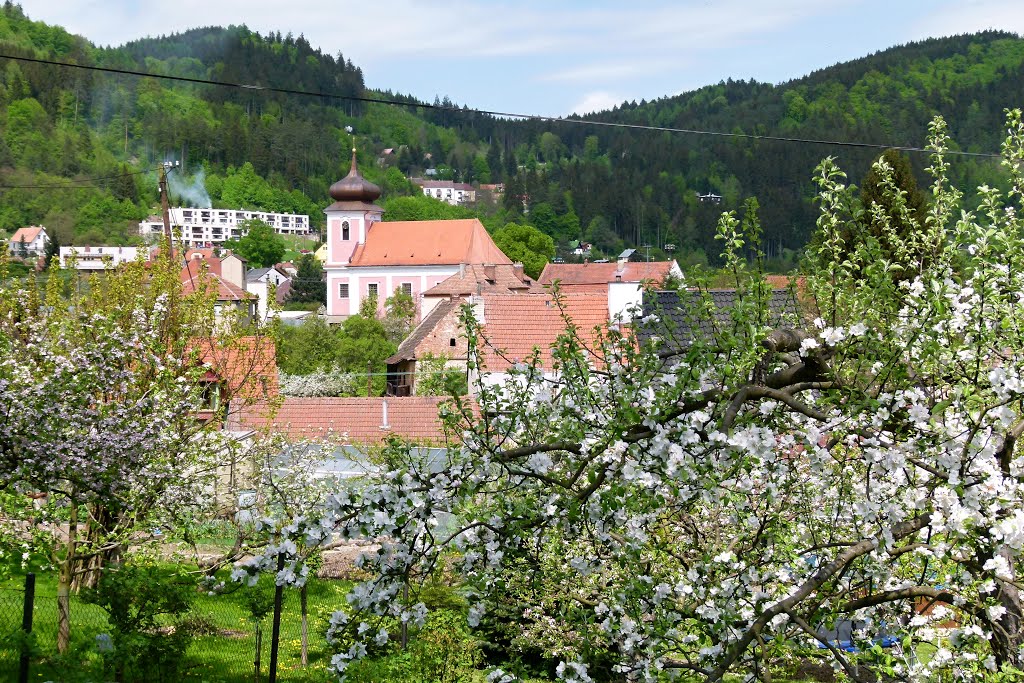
[327,265,459,320]
[608,282,644,323]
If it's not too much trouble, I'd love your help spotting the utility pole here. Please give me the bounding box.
[158,160,179,249]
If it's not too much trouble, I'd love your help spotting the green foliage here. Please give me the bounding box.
[382,290,416,345]
[81,561,199,682]
[492,223,555,279]
[415,353,468,397]
[288,252,326,304]
[277,314,341,375]
[336,312,396,396]
[382,195,476,222]
[223,219,285,267]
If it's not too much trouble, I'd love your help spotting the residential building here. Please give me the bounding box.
[180,251,256,326]
[59,246,140,270]
[7,226,48,257]
[412,179,477,206]
[245,266,291,321]
[323,151,511,321]
[139,208,312,247]
[538,257,683,321]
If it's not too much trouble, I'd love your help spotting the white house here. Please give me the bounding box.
[414,180,476,206]
[245,266,291,321]
[139,208,312,247]
[8,226,48,257]
[59,245,140,270]
[323,151,511,322]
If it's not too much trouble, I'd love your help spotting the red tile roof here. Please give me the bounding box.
[351,219,511,267]
[181,270,251,301]
[231,397,456,446]
[479,293,609,371]
[192,336,279,400]
[422,263,543,297]
[538,260,678,287]
[10,226,44,244]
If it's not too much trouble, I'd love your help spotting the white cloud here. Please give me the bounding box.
[568,91,622,116]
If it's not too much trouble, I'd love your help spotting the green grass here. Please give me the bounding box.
[281,234,321,264]
[0,569,347,682]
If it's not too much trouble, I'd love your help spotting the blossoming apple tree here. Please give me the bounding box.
[238,112,1024,682]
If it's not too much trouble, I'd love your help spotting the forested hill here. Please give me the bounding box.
[0,1,1021,267]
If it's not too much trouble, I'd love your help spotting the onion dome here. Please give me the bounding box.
[329,148,381,203]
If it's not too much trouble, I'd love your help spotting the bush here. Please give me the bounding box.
[81,561,199,682]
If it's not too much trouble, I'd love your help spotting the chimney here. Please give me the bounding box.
[380,399,391,430]
[512,262,524,280]
[483,263,496,282]
[617,257,626,271]
[459,262,465,277]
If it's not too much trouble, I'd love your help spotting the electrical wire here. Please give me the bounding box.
[0,52,1003,159]
[0,165,162,189]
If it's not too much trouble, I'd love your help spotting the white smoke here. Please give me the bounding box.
[168,167,212,208]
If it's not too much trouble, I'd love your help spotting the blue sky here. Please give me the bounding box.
[16,0,1024,117]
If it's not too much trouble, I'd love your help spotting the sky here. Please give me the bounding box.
[15,0,1024,118]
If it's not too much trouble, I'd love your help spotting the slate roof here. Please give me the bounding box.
[229,397,454,446]
[246,267,273,282]
[639,289,801,351]
[350,219,511,267]
[388,298,462,364]
[479,293,609,371]
[538,260,678,287]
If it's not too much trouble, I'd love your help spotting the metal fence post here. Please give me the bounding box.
[268,553,285,683]
[18,572,35,683]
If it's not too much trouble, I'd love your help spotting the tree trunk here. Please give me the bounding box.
[57,502,78,654]
[300,583,309,666]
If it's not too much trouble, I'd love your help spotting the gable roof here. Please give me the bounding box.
[230,397,453,446]
[479,293,609,371]
[422,263,543,297]
[10,226,45,244]
[639,289,801,351]
[246,267,273,282]
[388,298,463,364]
[538,260,678,287]
[193,336,279,400]
[181,267,252,301]
[350,219,511,267]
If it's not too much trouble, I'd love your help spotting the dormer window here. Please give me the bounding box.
[342,221,350,240]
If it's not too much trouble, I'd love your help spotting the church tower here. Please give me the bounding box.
[324,147,383,267]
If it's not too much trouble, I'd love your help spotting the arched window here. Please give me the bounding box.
[342,221,350,240]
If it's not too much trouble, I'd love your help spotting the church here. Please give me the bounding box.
[323,149,512,321]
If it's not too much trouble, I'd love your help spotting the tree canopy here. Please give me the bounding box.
[223,219,285,268]
[492,222,556,279]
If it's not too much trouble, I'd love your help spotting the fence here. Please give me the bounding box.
[0,572,345,682]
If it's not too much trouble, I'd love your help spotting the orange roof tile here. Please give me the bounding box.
[10,226,44,245]
[231,397,456,446]
[422,263,543,297]
[192,336,279,400]
[479,293,609,371]
[538,260,678,287]
[351,219,511,267]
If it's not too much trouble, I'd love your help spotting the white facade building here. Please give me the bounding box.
[139,208,312,247]
[59,246,141,270]
[416,181,476,206]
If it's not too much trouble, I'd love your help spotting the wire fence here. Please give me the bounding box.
[0,574,345,682]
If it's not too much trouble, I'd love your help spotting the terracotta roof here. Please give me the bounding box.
[10,226,44,244]
[538,260,679,286]
[192,336,279,400]
[479,293,609,371]
[388,298,462,364]
[422,263,542,297]
[230,397,454,446]
[180,266,251,301]
[350,219,511,267]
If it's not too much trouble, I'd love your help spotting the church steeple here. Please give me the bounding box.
[328,146,382,204]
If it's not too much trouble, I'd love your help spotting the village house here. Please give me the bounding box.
[412,179,477,206]
[538,256,683,322]
[179,250,256,326]
[7,225,48,257]
[323,150,511,322]
[59,245,140,270]
[245,265,291,321]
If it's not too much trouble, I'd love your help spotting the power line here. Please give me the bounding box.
[0,165,162,189]
[0,52,1002,159]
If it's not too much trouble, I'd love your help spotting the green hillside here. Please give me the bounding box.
[0,1,1020,267]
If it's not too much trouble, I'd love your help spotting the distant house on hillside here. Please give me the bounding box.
[322,151,511,322]
[7,226,48,257]
[59,246,140,270]
[412,179,476,206]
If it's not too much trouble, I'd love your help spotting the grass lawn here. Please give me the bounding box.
[0,569,347,682]
[280,234,321,264]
